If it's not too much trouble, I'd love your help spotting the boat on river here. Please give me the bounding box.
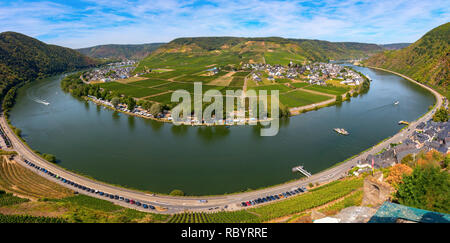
[394,101,400,105]
[334,128,349,135]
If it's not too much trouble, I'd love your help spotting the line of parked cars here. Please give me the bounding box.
[0,127,12,148]
[240,187,307,207]
[24,159,156,210]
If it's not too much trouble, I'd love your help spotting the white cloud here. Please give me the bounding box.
[0,0,448,48]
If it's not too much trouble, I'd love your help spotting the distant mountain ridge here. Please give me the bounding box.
[0,31,97,98]
[380,43,411,50]
[154,37,385,62]
[364,22,449,96]
[77,43,164,60]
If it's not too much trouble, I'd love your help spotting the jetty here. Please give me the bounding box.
[292,165,312,177]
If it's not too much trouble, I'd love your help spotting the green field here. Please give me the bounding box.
[279,90,331,107]
[275,78,292,83]
[99,82,165,98]
[291,82,310,89]
[128,79,171,87]
[304,85,349,96]
[248,84,293,93]
[264,50,306,65]
[228,76,245,87]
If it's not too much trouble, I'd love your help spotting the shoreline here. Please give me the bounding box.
[0,67,443,213]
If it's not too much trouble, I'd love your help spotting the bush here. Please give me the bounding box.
[169,190,185,196]
[42,153,56,163]
[432,107,449,122]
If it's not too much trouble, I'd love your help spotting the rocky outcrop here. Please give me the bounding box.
[362,171,395,207]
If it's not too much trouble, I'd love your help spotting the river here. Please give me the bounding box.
[9,66,435,195]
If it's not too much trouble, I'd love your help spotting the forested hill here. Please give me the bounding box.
[380,43,411,50]
[364,22,449,96]
[77,43,164,60]
[0,31,98,98]
[154,37,384,61]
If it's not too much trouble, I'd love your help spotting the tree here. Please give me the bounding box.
[111,97,120,108]
[335,95,342,103]
[126,97,136,110]
[386,164,413,186]
[345,92,351,100]
[394,165,450,213]
[170,189,185,196]
[149,103,162,115]
[42,154,57,163]
[432,107,449,122]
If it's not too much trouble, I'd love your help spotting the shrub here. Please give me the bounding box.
[169,190,185,196]
[42,153,56,163]
[432,107,449,122]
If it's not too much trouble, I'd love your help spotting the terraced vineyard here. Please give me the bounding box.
[167,178,363,223]
[0,214,66,223]
[168,211,259,223]
[0,190,29,206]
[0,157,73,199]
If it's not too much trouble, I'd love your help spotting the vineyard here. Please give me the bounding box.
[0,214,66,223]
[0,157,73,199]
[168,210,259,223]
[0,190,29,206]
[167,178,363,223]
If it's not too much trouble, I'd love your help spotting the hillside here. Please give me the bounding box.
[145,37,384,65]
[0,32,97,98]
[364,22,449,96]
[77,43,164,60]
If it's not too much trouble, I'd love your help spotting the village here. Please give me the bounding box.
[83,60,137,83]
[244,62,367,86]
[87,95,269,126]
[353,119,450,175]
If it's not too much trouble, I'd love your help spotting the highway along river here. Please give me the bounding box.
[9,65,435,195]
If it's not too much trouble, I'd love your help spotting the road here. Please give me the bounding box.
[0,67,443,214]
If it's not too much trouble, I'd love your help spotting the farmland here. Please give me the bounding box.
[304,85,350,96]
[86,39,358,119]
[167,178,363,223]
[97,75,345,112]
[0,156,73,200]
[279,90,331,107]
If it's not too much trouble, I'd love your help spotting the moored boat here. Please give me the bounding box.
[334,128,349,135]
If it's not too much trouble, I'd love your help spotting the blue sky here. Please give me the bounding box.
[0,0,448,48]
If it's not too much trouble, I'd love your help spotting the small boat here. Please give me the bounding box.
[398,120,409,125]
[394,101,399,105]
[334,128,349,135]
